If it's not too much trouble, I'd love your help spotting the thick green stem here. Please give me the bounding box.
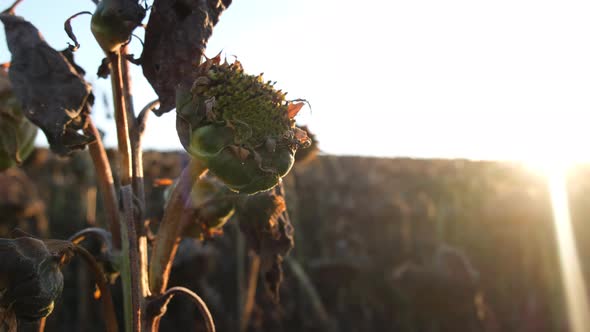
[149,159,207,294]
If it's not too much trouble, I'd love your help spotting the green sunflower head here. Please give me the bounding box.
[176,55,311,194]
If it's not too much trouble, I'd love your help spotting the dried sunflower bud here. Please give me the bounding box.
[182,175,236,239]
[0,237,73,321]
[177,55,310,194]
[0,69,37,171]
[163,175,235,238]
[91,0,145,52]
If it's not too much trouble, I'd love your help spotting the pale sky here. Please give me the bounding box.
[2,0,590,163]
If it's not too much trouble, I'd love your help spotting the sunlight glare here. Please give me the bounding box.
[544,162,590,332]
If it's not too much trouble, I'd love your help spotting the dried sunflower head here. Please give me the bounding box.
[0,237,73,321]
[177,55,310,194]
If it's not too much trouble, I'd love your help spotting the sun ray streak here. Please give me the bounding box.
[548,168,590,332]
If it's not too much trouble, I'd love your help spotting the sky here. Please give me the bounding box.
[1,0,590,163]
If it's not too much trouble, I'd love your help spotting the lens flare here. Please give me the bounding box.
[544,163,590,332]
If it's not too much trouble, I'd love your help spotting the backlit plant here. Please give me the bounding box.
[0,0,310,331]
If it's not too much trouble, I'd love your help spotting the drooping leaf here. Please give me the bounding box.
[235,184,294,301]
[0,14,94,155]
[141,0,232,115]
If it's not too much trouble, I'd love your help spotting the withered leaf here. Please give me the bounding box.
[63,11,92,52]
[0,14,95,155]
[236,184,294,301]
[141,0,232,115]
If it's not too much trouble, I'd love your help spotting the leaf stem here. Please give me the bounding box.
[73,245,119,332]
[146,286,215,332]
[68,227,113,251]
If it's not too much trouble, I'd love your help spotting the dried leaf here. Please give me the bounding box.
[236,184,294,301]
[141,0,231,115]
[96,57,110,79]
[0,14,95,155]
[287,102,304,119]
[63,11,92,52]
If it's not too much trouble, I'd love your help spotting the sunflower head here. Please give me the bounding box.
[177,55,310,194]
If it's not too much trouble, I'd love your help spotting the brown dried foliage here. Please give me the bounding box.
[236,186,294,301]
[141,0,232,115]
[0,14,94,155]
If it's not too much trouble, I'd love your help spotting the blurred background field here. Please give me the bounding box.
[3,148,588,332]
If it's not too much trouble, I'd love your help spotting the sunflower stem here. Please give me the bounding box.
[149,159,207,295]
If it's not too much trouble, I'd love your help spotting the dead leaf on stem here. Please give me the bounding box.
[141,0,232,115]
[236,185,294,301]
[0,14,94,155]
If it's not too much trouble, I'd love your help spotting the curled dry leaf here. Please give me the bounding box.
[63,11,93,52]
[235,185,294,301]
[141,0,232,115]
[0,14,94,155]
